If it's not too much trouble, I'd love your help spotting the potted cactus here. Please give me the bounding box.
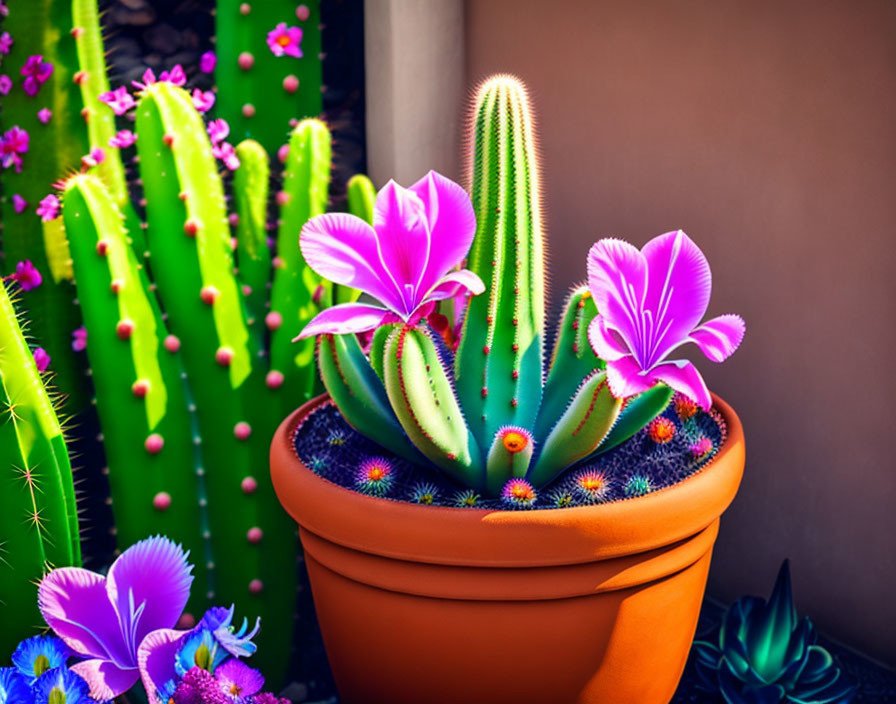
[269,74,747,704]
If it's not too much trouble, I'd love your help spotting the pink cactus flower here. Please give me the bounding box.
[212,141,240,171]
[132,68,157,91]
[32,347,51,372]
[0,75,11,95]
[207,118,229,145]
[0,125,29,171]
[98,85,136,115]
[12,260,42,290]
[12,194,27,214]
[191,88,215,113]
[109,129,136,148]
[72,326,88,352]
[266,23,303,58]
[21,55,53,97]
[158,64,186,86]
[0,31,12,55]
[37,107,52,123]
[199,50,216,73]
[36,193,60,221]
[81,147,106,169]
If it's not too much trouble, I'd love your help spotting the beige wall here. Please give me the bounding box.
[466,0,896,663]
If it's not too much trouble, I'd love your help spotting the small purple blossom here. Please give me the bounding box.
[21,54,53,97]
[0,125,29,171]
[252,695,291,704]
[109,129,136,148]
[207,118,229,145]
[200,51,216,73]
[191,88,215,113]
[72,326,88,352]
[266,23,303,58]
[12,194,27,213]
[170,667,226,704]
[158,64,186,86]
[132,67,157,91]
[0,75,11,95]
[37,107,52,123]
[12,260,42,290]
[212,141,240,171]
[297,171,484,338]
[0,31,12,55]
[81,147,105,170]
[36,194,60,221]
[98,85,136,115]
[32,347,50,372]
[214,660,264,702]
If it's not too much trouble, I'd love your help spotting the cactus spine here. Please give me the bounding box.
[0,280,80,656]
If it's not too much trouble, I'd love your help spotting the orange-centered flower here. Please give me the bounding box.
[502,431,528,453]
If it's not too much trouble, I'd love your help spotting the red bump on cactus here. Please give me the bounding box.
[215,346,234,366]
[241,476,258,494]
[200,285,219,305]
[648,416,676,444]
[116,319,134,340]
[265,370,284,389]
[152,492,171,510]
[164,334,181,353]
[265,312,282,330]
[131,379,150,398]
[145,433,164,454]
[247,527,263,544]
[234,422,252,441]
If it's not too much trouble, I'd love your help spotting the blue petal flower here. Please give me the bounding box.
[32,667,96,704]
[11,635,69,684]
[0,667,31,704]
[175,629,230,677]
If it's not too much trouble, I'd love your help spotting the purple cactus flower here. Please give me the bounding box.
[0,31,12,55]
[37,107,52,123]
[12,194,27,213]
[98,85,136,116]
[212,141,240,171]
[191,88,215,113]
[158,64,186,86]
[37,536,194,702]
[199,50,217,74]
[81,147,106,169]
[266,23,303,58]
[36,193,60,221]
[21,54,53,97]
[109,129,136,149]
[214,660,264,702]
[132,68,157,91]
[72,326,88,352]
[0,125,29,171]
[32,347,50,371]
[207,118,229,145]
[297,171,484,338]
[12,260,42,290]
[0,75,11,95]
[169,667,226,704]
[587,230,745,410]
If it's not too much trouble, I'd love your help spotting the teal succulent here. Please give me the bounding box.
[693,561,857,704]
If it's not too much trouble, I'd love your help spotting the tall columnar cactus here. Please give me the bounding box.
[0,0,89,408]
[0,280,80,656]
[215,0,324,156]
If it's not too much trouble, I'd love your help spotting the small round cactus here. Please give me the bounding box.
[501,478,537,509]
[624,474,653,498]
[354,457,395,497]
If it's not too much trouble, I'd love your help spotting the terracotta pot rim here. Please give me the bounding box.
[270,392,745,567]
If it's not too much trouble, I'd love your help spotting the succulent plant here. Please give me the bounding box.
[295,74,746,498]
[0,280,80,656]
[692,561,857,704]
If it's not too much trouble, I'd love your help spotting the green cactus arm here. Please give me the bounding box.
[383,326,483,489]
[62,173,210,605]
[214,0,323,156]
[592,384,674,457]
[269,118,331,414]
[233,139,272,336]
[0,0,89,409]
[527,371,623,487]
[485,428,534,497]
[336,173,376,305]
[0,281,80,654]
[317,332,424,465]
[368,323,392,382]
[71,0,145,256]
[134,81,292,679]
[454,75,546,448]
[534,286,603,441]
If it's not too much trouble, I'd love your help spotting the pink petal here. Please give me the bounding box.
[587,315,630,362]
[300,213,406,313]
[295,303,390,339]
[105,536,193,649]
[407,171,477,297]
[137,629,187,704]
[70,659,139,701]
[420,268,484,303]
[641,230,711,365]
[605,354,656,399]
[688,314,745,363]
[648,359,712,411]
[38,568,132,666]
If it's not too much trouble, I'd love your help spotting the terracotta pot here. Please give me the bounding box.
[271,393,745,704]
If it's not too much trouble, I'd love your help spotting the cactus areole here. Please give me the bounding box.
[273,74,748,703]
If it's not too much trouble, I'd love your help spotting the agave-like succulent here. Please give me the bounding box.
[692,561,857,704]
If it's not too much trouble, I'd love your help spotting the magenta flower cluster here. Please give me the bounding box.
[0,125,29,172]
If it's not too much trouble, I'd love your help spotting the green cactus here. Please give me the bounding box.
[0,280,80,656]
[214,0,323,156]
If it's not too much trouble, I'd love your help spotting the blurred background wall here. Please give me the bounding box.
[461,0,896,664]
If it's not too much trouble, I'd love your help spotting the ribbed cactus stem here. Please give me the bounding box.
[0,280,80,655]
[455,75,546,449]
[485,426,534,496]
[269,118,331,413]
[528,371,622,487]
[383,325,483,489]
[233,139,272,337]
[592,384,674,458]
[62,173,208,607]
